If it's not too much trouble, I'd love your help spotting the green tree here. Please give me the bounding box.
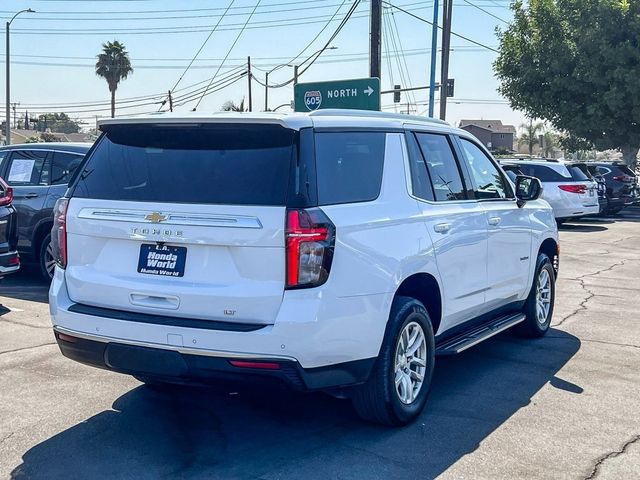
[36,113,81,134]
[518,120,545,156]
[221,99,246,112]
[95,40,133,118]
[495,0,640,167]
[542,130,559,157]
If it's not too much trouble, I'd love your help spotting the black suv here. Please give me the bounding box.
[0,176,19,278]
[0,143,91,279]
[586,162,638,214]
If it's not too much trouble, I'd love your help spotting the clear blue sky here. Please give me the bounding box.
[0,0,526,130]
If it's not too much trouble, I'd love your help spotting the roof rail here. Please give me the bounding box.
[308,109,449,125]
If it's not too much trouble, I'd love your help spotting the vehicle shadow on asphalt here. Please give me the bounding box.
[558,223,608,232]
[0,266,49,304]
[10,329,581,479]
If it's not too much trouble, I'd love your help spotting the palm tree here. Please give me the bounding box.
[518,119,545,156]
[95,41,133,118]
[542,130,558,157]
[221,99,246,112]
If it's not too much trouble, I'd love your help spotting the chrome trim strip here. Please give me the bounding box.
[53,326,295,361]
[77,208,263,229]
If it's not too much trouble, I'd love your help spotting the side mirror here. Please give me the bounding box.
[515,175,542,207]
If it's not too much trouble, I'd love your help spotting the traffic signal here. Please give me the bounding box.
[446,79,455,98]
[393,84,401,103]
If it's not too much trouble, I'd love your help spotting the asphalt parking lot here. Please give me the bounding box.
[1,208,639,479]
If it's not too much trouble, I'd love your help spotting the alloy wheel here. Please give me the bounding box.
[394,321,427,405]
[536,269,552,324]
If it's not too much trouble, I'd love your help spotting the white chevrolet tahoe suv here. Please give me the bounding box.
[49,110,559,426]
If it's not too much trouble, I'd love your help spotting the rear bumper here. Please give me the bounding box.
[54,328,374,391]
[554,203,600,219]
[0,251,20,275]
[50,266,389,380]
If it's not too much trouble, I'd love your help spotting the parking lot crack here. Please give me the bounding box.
[554,261,626,328]
[0,342,55,357]
[583,434,640,479]
[0,317,50,330]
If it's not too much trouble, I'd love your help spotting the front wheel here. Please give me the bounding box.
[517,254,556,337]
[351,296,435,426]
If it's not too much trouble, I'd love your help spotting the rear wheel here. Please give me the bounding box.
[351,296,435,426]
[517,254,555,338]
[39,233,56,281]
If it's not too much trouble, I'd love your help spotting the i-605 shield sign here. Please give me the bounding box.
[303,90,322,111]
[294,78,381,112]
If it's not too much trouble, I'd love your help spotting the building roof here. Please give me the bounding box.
[459,120,517,134]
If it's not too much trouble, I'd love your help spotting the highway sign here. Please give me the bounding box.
[294,78,381,112]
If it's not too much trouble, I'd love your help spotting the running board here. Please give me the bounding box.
[435,313,526,355]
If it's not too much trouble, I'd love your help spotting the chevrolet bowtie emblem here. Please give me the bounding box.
[145,212,168,223]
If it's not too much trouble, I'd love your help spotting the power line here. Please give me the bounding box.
[382,1,500,53]
[193,0,262,110]
[460,0,509,24]
[169,0,237,93]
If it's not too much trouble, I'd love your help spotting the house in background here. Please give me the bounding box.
[459,120,517,152]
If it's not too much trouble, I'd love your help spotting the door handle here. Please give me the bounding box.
[488,216,502,226]
[434,223,452,233]
[24,193,39,199]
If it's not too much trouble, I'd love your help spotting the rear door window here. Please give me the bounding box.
[415,133,466,201]
[73,124,297,205]
[5,150,49,185]
[314,131,386,205]
[405,132,434,201]
[51,152,84,185]
[567,164,591,181]
[517,164,568,182]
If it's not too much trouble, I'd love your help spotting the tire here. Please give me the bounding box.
[39,233,56,281]
[516,254,555,338]
[351,296,435,426]
[607,207,623,215]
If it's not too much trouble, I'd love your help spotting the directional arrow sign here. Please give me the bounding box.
[294,77,381,112]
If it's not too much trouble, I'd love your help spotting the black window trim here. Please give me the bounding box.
[454,135,516,202]
[403,131,435,202]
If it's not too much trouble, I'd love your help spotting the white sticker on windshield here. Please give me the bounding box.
[8,159,36,183]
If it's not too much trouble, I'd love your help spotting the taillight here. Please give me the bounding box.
[0,178,12,207]
[285,208,335,289]
[51,198,69,269]
[559,184,587,194]
[613,175,635,182]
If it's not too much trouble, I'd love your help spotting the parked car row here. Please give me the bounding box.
[0,143,92,280]
[499,158,638,223]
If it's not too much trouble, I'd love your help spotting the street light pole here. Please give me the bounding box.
[5,8,35,145]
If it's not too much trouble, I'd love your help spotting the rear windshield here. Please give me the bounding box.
[72,124,296,205]
[517,164,569,182]
[612,165,636,177]
[567,164,591,181]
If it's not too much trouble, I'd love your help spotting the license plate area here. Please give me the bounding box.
[137,244,187,277]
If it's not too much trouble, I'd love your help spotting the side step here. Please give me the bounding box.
[435,313,526,355]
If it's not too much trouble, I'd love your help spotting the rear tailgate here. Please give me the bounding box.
[65,200,285,324]
[64,122,300,326]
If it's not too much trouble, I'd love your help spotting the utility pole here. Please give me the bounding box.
[247,56,252,112]
[167,91,173,112]
[294,65,299,85]
[369,0,382,79]
[5,9,35,145]
[439,0,453,121]
[428,0,440,117]
[11,102,18,126]
[264,72,269,112]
